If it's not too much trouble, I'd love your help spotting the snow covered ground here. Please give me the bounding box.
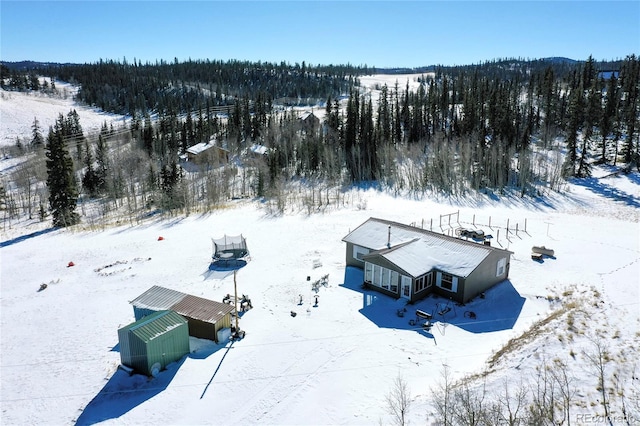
[0,82,128,148]
[1,77,639,425]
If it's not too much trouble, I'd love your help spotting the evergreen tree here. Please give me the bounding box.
[599,74,619,163]
[82,140,100,197]
[31,117,45,147]
[562,81,583,178]
[66,109,85,160]
[620,55,639,166]
[95,133,109,194]
[45,115,80,227]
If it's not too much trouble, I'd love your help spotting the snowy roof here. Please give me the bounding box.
[131,285,187,311]
[186,140,228,155]
[298,111,317,121]
[343,217,509,278]
[121,310,187,343]
[170,295,234,324]
[250,144,268,155]
[130,286,233,324]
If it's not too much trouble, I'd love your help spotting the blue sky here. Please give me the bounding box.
[1,1,638,67]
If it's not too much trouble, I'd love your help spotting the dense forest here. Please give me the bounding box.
[1,55,638,227]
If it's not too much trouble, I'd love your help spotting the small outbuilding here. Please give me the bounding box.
[130,285,234,343]
[117,310,190,377]
[343,217,513,304]
[170,294,234,341]
[131,285,186,321]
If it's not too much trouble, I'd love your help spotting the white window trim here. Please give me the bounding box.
[496,258,506,277]
[353,245,369,263]
[436,271,458,293]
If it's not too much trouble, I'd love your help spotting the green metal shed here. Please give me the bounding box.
[118,310,190,376]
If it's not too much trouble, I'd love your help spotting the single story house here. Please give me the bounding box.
[117,310,190,376]
[186,139,229,165]
[130,285,234,343]
[298,111,319,132]
[342,218,513,303]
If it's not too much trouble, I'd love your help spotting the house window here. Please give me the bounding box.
[402,276,411,298]
[440,273,454,291]
[367,263,400,294]
[353,246,369,263]
[364,262,373,282]
[381,268,390,290]
[496,258,506,277]
[414,273,433,293]
[391,271,399,293]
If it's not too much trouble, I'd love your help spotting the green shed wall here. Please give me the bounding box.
[118,311,190,376]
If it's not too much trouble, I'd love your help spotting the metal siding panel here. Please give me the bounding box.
[131,286,187,312]
[133,307,156,321]
[117,327,132,367]
[122,310,190,375]
[129,333,150,374]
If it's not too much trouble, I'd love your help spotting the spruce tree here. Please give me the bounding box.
[95,133,109,194]
[45,115,80,227]
[31,117,45,148]
[599,74,619,163]
[82,140,100,197]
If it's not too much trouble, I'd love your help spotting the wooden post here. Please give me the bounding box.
[473,214,475,227]
[489,216,492,229]
[506,218,510,234]
[516,223,519,236]
[524,218,527,233]
[234,269,239,333]
[430,218,433,231]
[496,229,502,247]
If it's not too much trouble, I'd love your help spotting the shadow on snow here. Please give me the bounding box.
[202,259,248,280]
[572,175,640,208]
[76,340,229,425]
[0,227,57,247]
[340,266,525,335]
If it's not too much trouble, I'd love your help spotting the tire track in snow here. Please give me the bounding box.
[233,343,355,425]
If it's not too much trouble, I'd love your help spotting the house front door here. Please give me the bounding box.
[401,276,411,299]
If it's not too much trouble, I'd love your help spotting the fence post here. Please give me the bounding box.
[506,218,510,234]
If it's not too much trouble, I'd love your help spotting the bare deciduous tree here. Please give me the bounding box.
[583,337,611,421]
[386,373,412,426]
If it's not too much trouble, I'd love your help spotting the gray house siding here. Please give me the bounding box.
[343,218,513,305]
[462,250,511,302]
[345,242,370,268]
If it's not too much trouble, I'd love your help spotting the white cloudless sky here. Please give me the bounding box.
[1,1,638,67]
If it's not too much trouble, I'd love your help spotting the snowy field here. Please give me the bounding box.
[1,77,639,425]
[0,82,128,148]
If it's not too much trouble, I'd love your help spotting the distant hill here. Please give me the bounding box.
[0,60,75,70]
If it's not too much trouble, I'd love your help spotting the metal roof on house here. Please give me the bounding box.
[169,294,234,324]
[344,217,508,278]
[186,140,229,155]
[121,310,187,343]
[130,285,187,311]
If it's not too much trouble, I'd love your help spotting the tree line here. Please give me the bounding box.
[1,55,638,228]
